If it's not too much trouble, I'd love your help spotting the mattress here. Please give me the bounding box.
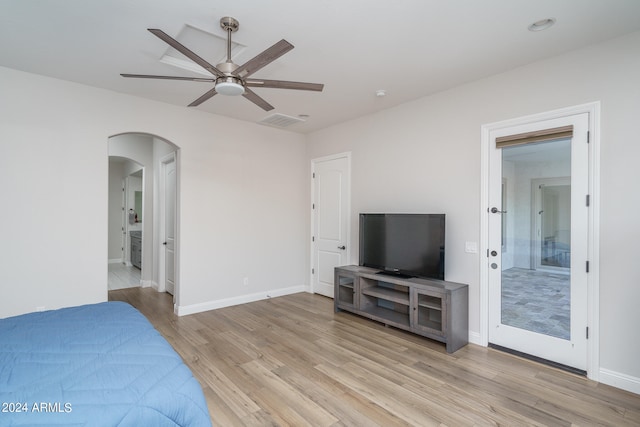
[0,301,211,426]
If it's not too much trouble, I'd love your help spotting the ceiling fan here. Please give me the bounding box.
[121,16,324,111]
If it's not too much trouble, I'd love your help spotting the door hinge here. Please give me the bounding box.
[587,131,590,143]
[586,261,590,273]
[312,203,315,210]
[486,248,490,258]
[586,327,589,339]
[586,194,590,207]
[312,236,315,242]
[312,172,315,178]
[312,268,315,274]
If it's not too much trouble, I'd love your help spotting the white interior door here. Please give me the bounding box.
[162,155,176,296]
[488,113,589,371]
[312,154,350,298]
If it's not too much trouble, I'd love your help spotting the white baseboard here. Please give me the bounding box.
[108,258,123,264]
[468,331,483,346]
[176,285,307,316]
[599,368,640,395]
[140,280,156,289]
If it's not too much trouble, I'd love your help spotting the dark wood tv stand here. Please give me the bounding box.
[334,265,468,353]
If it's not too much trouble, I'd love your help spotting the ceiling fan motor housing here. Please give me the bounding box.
[216,61,239,75]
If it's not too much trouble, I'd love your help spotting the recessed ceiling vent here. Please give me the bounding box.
[258,113,306,128]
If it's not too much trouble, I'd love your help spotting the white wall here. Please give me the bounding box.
[0,65,307,319]
[306,32,640,390]
[108,159,126,261]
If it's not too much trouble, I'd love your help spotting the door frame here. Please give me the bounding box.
[480,102,600,380]
[310,152,352,295]
[158,151,180,311]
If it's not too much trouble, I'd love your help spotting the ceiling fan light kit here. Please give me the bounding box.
[121,16,323,111]
[215,77,245,96]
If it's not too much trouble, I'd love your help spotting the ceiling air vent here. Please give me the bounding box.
[258,113,306,128]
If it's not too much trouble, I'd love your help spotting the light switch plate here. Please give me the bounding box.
[465,241,478,254]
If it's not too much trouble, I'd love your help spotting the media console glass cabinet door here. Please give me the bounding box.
[335,270,358,310]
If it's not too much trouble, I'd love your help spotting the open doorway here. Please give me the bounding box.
[108,133,180,309]
[108,157,144,290]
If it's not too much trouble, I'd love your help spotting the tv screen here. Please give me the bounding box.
[359,213,445,280]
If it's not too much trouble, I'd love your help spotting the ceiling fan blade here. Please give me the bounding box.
[121,74,215,82]
[242,88,274,111]
[148,29,224,77]
[233,39,294,78]
[246,79,324,92]
[188,87,218,107]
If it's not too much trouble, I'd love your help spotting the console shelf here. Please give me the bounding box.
[361,286,410,305]
[334,265,469,353]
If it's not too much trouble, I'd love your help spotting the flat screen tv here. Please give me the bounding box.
[359,213,445,280]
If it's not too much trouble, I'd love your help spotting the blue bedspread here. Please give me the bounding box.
[0,302,212,426]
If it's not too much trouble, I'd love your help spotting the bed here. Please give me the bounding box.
[0,301,212,426]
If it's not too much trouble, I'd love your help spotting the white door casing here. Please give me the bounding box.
[480,103,600,379]
[311,153,351,298]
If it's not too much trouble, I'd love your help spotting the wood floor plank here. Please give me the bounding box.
[314,362,443,426]
[274,366,408,427]
[200,385,246,427]
[109,288,640,426]
[192,348,262,419]
[242,359,338,426]
[498,369,629,425]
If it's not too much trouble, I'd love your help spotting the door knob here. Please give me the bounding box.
[491,250,498,257]
[163,242,167,245]
[490,207,507,214]
[337,245,346,250]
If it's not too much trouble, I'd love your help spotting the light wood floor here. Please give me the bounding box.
[109,287,640,426]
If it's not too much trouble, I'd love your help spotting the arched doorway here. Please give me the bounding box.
[107,133,180,308]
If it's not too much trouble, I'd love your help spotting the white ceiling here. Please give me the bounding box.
[2,0,640,133]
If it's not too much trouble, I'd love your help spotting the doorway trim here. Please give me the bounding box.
[480,102,600,380]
